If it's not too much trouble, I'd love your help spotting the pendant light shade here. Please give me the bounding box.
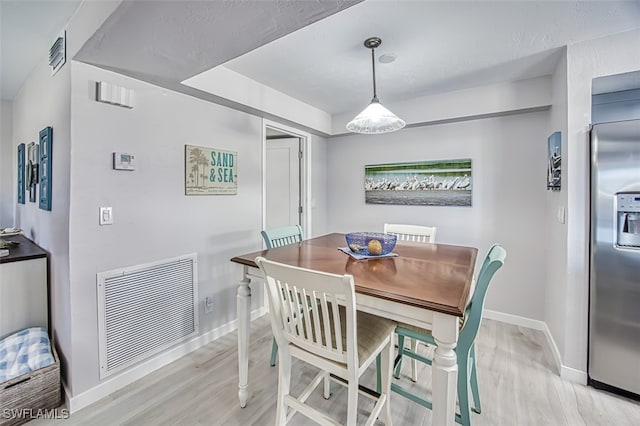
[346,37,405,134]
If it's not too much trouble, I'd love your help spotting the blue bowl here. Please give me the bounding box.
[345,232,397,256]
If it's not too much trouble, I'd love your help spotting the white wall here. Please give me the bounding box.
[327,111,549,320]
[560,28,640,376]
[309,134,328,237]
[545,49,569,373]
[332,76,552,135]
[0,100,14,227]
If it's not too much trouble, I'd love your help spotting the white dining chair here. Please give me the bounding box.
[383,223,437,381]
[256,257,396,426]
[383,223,437,245]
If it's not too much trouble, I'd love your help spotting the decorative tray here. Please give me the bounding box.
[338,247,398,261]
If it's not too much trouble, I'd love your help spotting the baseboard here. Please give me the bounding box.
[541,322,563,376]
[483,309,546,331]
[66,307,267,414]
[560,364,588,384]
[483,309,587,385]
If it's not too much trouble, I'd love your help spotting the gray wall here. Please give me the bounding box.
[11,45,73,381]
[327,111,549,320]
[69,61,267,394]
[0,100,14,227]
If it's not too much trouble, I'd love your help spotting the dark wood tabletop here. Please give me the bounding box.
[0,234,48,264]
[231,233,477,317]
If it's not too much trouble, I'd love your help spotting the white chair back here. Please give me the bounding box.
[384,223,437,244]
[256,257,357,367]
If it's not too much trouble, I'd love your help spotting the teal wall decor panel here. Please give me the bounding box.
[39,127,52,211]
[17,143,25,204]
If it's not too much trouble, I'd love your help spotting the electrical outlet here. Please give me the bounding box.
[204,296,214,314]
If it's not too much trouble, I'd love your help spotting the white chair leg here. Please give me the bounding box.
[276,351,291,426]
[411,338,418,382]
[347,371,359,426]
[323,371,331,399]
[381,337,394,425]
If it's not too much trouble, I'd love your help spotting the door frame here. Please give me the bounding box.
[262,119,311,238]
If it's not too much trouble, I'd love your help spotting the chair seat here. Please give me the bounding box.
[310,306,396,368]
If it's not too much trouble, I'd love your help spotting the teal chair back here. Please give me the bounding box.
[459,244,507,352]
[261,225,303,249]
[261,224,304,367]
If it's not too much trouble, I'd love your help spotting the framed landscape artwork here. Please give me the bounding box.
[365,159,472,206]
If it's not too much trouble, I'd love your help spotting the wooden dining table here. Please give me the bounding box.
[230,233,477,426]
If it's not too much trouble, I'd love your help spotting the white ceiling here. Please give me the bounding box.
[3,0,640,116]
[221,0,640,114]
[0,0,82,100]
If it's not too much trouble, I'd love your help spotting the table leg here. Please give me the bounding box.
[237,265,251,408]
[432,312,459,426]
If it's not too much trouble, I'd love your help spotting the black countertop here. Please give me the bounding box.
[0,234,48,264]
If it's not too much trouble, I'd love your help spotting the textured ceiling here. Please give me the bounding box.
[0,0,82,100]
[74,0,363,90]
[4,0,640,115]
[220,0,640,114]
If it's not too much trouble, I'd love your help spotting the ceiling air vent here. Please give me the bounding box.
[49,31,66,76]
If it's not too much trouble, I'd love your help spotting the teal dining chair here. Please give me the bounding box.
[381,244,506,426]
[261,225,304,366]
[261,225,303,249]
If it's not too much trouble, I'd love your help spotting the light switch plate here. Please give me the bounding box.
[557,206,566,224]
[99,207,113,225]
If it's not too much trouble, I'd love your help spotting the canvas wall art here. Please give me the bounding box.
[185,145,237,195]
[365,159,472,206]
[547,131,561,191]
[17,143,25,204]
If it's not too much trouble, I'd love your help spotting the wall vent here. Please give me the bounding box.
[49,31,66,76]
[97,254,199,379]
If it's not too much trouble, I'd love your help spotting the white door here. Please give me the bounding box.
[265,138,300,230]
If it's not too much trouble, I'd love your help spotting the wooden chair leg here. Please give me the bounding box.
[410,338,418,382]
[457,356,472,426]
[469,345,481,414]
[394,334,405,379]
[347,372,359,426]
[270,338,278,367]
[323,371,331,399]
[376,353,382,393]
[276,350,291,426]
[381,338,394,425]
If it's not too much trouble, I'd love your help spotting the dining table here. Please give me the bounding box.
[230,233,477,426]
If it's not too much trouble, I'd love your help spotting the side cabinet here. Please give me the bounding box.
[0,236,48,338]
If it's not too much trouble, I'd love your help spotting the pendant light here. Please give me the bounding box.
[346,37,405,134]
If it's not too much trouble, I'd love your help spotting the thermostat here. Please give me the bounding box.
[113,152,136,170]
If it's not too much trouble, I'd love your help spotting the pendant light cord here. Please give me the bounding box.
[371,46,378,101]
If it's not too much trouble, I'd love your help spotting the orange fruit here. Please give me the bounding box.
[367,239,383,255]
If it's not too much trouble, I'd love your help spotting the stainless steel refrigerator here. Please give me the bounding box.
[589,119,640,396]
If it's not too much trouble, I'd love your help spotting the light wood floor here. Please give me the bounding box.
[33,317,640,425]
